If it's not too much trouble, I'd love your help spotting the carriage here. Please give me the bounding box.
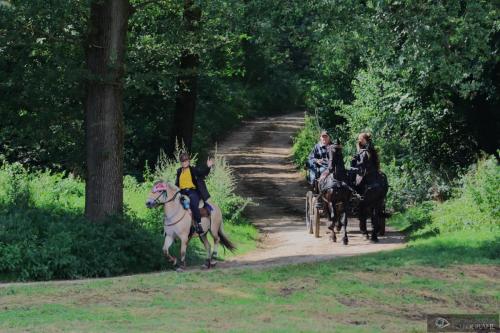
[305,178,387,239]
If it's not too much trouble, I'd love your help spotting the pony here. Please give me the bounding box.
[316,141,358,245]
[145,181,235,270]
[354,172,389,242]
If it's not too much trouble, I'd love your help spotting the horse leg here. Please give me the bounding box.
[200,234,212,269]
[327,202,335,231]
[209,205,223,265]
[342,210,348,245]
[211,231,220,261]
[162,235,177,267]
[178,235,188,270]
[331,207,337,242]
[359,205,369,239]
[370,206,380,243]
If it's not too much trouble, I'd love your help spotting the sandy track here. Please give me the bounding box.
[217,112,406,268]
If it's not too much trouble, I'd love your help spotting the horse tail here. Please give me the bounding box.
[218,228,236,253]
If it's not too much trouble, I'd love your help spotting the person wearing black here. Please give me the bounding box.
[175,153,213,234]
[350,132,386,241]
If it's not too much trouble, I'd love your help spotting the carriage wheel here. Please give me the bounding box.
[306,191,313,234]
[314,205,321,238]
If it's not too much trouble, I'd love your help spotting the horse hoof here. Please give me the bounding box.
[343,238,348,245]
[175,267,184,272]
[210,260,217,266]
[370,237,379,243]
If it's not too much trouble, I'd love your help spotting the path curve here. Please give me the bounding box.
[217,112,405,269]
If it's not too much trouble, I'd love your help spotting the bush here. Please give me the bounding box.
[388,155,500,239]
[0,145,255,281]
[0,209,165,281]
[151,147,252,227]
[292,115,321,168]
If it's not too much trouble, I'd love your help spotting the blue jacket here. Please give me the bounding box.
[308,143,331,168]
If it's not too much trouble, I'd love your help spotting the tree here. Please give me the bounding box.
[171,0,201,153]
[84,0,131,222]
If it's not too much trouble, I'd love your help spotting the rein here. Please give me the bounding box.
[155,188,188,227]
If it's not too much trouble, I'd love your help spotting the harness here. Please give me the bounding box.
[152,189,187,227]
[155,186,211,233]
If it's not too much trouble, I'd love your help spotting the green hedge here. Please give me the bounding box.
[388,155,500,239]
[0,152,255,281]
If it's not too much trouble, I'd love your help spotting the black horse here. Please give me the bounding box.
[319,175,355,245]
[317,141,357,245]
[349,170,388,242]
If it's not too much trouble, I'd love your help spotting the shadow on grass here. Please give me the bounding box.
[318,230,500,275]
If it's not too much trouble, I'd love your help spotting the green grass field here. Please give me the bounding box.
[1,228,498,333]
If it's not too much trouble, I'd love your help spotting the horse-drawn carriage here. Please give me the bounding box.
[305,172,387,243]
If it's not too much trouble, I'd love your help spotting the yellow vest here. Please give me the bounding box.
[179,168,196,189]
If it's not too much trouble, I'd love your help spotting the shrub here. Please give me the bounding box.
[389,155,500,239]
[292,115,321,168]
[0,209,165,281]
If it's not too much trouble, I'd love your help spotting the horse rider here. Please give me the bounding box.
[175,153,214,234]
[307,130,332,192]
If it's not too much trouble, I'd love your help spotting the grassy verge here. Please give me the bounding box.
[0,153,258,281]
[0,228,497,333]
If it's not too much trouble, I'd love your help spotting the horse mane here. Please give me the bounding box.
[166,182,180,192]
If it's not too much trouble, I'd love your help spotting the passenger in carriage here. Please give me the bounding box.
[175,153,214,234]
[306,130,332,191]
[350,132,380,190]
[350,132,386,235]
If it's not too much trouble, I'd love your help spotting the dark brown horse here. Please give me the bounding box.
[317,140,356,244]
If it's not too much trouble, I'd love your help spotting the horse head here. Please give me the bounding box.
[146,181,173,208]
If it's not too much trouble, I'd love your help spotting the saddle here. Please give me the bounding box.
[180,195,213,218]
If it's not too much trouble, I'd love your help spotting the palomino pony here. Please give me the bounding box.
[145,181,235,270]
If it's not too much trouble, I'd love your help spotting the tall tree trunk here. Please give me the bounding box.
[171,0,201,153]
[84,0,130,222]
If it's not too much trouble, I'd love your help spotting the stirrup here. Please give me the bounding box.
[195,223,204,235]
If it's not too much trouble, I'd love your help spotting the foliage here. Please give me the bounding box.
[292,0,499,210]
[0,156,256,281]
[0,0,302,176]
[291,115,321,168]
[388,155,499,238]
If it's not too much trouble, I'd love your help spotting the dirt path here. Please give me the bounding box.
[217,112,405,268]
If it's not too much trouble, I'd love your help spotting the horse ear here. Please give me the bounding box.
[153,181,168,193]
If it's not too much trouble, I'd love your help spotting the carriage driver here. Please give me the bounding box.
[306,130,332,191]
[175,153,214,234]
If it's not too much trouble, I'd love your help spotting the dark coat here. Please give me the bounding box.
[351,148,378,187]
[308,142,331,168]
[175,165,212,201]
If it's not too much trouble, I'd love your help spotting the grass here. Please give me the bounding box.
[0,228,497,333]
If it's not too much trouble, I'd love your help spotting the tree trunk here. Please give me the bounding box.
[84,0,130,222]
[171,0,201,153]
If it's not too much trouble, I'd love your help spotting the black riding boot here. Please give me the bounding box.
[195,221,204,234]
